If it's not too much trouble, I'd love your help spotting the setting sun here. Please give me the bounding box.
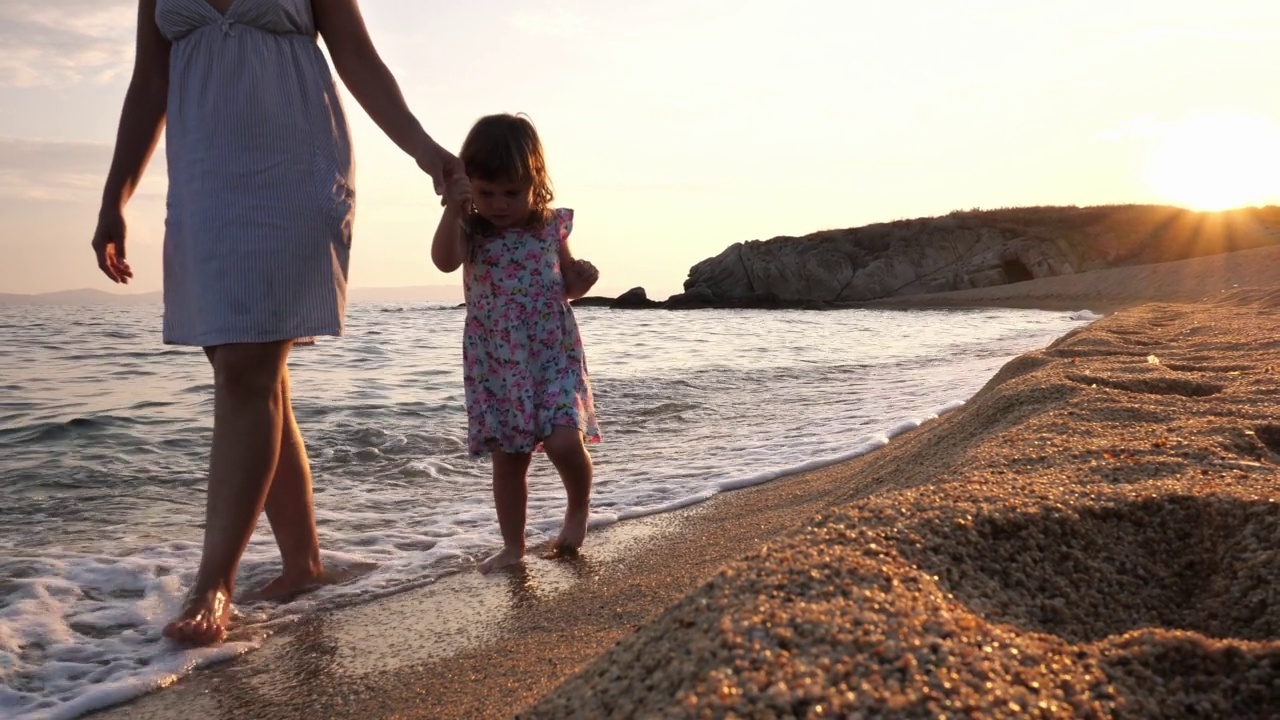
[1146,111,1280,211]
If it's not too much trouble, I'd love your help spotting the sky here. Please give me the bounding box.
[3,0,1280,299]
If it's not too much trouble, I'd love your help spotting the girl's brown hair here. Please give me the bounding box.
[460,113,554,235]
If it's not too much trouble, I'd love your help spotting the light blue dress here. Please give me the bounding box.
[462,209,601,457]
[155,0,355,346]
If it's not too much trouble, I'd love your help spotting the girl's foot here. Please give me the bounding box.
[480,545,526,574]
[552,507,589,555]
[163,586,232,646]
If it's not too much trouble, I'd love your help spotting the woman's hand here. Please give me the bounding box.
[419,143,463,200]
[91,208,134,284]
[443,171,472,216]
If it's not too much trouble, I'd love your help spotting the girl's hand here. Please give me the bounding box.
[429,147,464,202]
[443,172,472,215]
[566,259,599,297]
[574,259,599,288]
[91,208,133,284]
[405,134,459,202]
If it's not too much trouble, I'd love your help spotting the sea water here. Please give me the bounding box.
[0,302,1100,718]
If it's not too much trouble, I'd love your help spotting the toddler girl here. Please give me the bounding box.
[432,113,601,573]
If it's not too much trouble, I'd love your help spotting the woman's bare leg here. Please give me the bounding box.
[480,449,532,574]
[251,365,326,600]
[163,341,291,645]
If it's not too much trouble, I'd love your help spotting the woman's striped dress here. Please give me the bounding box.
[155,0,355,347]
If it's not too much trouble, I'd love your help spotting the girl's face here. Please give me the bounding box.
[471,178,533,229]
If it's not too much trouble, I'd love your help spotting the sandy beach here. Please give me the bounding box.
[866,241,1280,313]
[94,248,1280,719]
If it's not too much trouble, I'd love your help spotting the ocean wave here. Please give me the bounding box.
[0,416,150,445]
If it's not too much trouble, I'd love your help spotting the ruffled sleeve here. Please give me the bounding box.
[555,208,574,247]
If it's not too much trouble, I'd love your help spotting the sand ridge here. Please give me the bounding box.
[522,290,1280,718]
[867,242,1280,313]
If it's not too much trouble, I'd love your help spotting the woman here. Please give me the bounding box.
[91,0,457,645]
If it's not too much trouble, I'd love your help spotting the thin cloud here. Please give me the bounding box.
[1097,115,1158,143]
[0,136,166,202]
[1122,25,1280,46]
[505,6,595,37]
[0,0,135,88]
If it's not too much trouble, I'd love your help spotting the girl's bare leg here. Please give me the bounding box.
[543,425,593,554]
[480,449,532,574]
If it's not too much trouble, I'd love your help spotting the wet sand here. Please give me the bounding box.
[93,444,894,720]
[94,250,1280,719]
[868,242,1280,313]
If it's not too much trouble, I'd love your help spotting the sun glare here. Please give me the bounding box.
[1146,111,1280,211]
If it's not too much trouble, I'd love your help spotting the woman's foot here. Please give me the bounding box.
[240,564,327,603]
[552,506,589,555]
[240,560,380,603]
[163,586,233,646]
[479,545,526,574]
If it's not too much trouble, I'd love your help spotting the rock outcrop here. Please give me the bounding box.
[570,287,664,309]
[669,205,1280,307]
[612,287,663,309]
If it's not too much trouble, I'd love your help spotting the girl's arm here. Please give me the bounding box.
[313,0,456,184]
[92,0,171,283]
[559,242,599,300]
[431,209,469,273]
[432,173,472,272]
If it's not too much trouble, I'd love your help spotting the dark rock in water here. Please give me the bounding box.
[664,284,718,309]
[572,287,664,309]
[613,287,663,309]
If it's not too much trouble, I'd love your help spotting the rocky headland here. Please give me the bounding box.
[575,204,1280,311]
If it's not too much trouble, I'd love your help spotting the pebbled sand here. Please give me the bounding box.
[523,287,1280,718]
[95,250,1280,719]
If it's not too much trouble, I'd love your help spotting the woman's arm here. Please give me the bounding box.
[92,0,170,283]
[313,0,455,184]
[101,0,170,215]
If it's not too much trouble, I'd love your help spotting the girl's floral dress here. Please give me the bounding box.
[462,208,601,457]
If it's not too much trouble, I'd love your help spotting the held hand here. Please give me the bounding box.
[440,151,464,188]
[91,209,133,284]
[443,173,472,215]
[428,145,463,205]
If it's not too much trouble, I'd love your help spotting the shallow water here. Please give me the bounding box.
[0,302,1100,718]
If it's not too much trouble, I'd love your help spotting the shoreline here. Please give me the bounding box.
[91,255,1280,718]
[93,425,922,720]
